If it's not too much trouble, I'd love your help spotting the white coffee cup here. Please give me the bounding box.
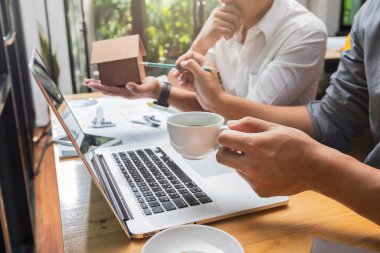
[167,112,227,160]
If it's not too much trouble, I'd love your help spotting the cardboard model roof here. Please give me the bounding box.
[91,34,146,64]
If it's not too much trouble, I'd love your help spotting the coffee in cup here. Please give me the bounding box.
[167,112,227,159]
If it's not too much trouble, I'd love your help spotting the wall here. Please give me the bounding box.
[298,0,342,36]
[19,0,72,126]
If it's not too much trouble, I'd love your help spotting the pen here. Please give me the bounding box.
[142,62,224,90]
[147,101,178,114]
[130,120,160,128]
[141,61,217,73]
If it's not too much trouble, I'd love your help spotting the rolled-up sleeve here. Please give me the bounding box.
[307,13,369,152]
[250,26,327,105]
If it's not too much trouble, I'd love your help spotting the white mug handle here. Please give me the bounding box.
[216,125,230,149]
[219,125,230,132]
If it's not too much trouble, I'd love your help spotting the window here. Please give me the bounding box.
[342,0,364,26]
[65,0,219,92]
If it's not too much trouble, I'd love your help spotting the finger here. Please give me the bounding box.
[218,27,235,40]
[179,71,194,83]
[179,81,194,90]
[87,82,125,95]
[228,117,276,133]
[216,147,250,170]
[182,83,195,91]
[214,19,236,36]
[86,82,112,92]
[83,79,100,85]
[178,78,194,90]
[215,10,241,31]
[217,130,251,152]
[176,51,206,66]
[172,69,181,78]
[236,170,256,190]
[180,59,204,76]
[125,82,147,95]
[176,51,194,65]
[220,4,242,17]
[219,0,234,4]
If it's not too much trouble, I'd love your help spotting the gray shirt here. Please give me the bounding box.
[308,0,380,168]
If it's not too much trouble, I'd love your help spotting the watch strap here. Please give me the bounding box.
[154,82,171,107]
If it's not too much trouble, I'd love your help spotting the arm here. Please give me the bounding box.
[217,117,380,225]
[312,147,380,224]
[190,4,241,55]
[211,94,315,136]
[177,52,315,136]
[178,16,367,139]
[84,77,203,112]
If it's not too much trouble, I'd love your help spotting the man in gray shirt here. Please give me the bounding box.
[176,0,380,225]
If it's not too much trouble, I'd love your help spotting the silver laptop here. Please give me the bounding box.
[29,48,288,238]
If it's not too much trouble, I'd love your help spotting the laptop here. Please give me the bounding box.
[29,48,288,238]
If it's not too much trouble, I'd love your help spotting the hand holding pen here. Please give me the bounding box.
[141,51,223,91]
[175,51,223,91]
[172,51,226,112]
[141,61,217,73]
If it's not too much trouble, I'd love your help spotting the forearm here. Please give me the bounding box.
[190,37,210,55]
[311,146,380,225]
[168,86,204,112]
[209,93,315,136]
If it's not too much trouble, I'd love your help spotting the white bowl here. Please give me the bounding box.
[142,224,245,253]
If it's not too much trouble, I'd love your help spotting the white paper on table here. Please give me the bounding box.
[68,96,171,145]
[327,36,347,51]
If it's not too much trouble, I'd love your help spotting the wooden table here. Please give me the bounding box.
[325,48,341,60]
[54,94,380,253]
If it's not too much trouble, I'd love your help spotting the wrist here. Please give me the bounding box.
[152,80,163,99]
[203,90,227,113]
[190,38,208,55]
[307,145,352,193]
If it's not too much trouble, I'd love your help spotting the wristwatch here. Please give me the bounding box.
[154,82,171,107]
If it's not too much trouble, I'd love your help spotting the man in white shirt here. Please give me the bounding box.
[85,0,327,116]
[197,0,327,105]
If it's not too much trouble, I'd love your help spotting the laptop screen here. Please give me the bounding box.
[29,49,92,156]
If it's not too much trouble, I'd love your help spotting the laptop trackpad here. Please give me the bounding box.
[184,152,234,178]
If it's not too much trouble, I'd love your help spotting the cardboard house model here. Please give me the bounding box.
[91,35,146,86]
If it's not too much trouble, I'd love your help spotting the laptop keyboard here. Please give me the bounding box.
[112,147,212,216]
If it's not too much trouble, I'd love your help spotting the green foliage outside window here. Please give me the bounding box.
[342,0,363,26]
[145,0,194,63]
[92,0,132,39]
[91,0,219,64]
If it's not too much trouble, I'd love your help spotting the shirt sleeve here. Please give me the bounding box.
[247,26,327,105]
[307,11,369,152]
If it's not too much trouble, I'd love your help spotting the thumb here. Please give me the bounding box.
[125,82,143,93]
[180,59,204,76]
[228,117,276,133]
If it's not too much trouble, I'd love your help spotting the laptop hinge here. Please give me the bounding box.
[92,154,133,221]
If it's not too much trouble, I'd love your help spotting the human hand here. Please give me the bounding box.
[173,51,225,111]
[191,3,242,54]
[83,77,162,100]
[216,117,329,197]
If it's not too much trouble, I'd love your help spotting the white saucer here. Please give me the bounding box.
[141,224,244,253]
